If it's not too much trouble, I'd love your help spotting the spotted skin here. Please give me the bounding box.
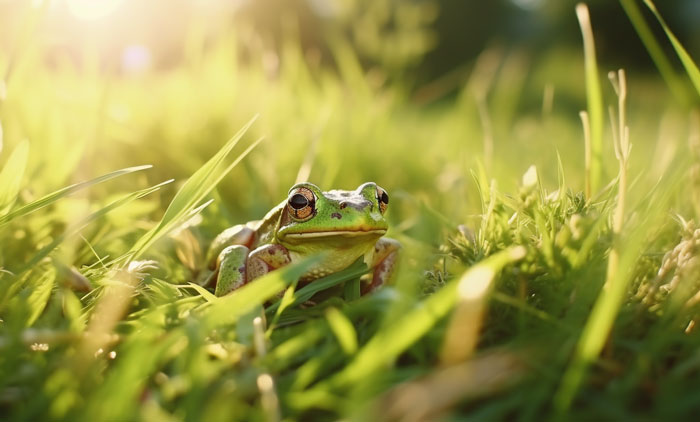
[247,244,292,280]
[363,238,401,294]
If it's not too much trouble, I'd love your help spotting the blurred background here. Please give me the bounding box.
[2,0,698,80]
[0,0,698,244]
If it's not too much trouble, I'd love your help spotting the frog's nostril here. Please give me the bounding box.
[339,202,347,209]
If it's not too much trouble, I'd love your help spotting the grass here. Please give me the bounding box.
[1,2,700,421]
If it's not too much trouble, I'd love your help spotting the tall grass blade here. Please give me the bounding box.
[554,136,681,417]
[0,139,29,215]
[265,258,368,316]
[576,4,604,194]
[79,329,182,422]
[553,212,657,415]
[579,111,592,198]
[325,307,359,355]
[0,165,152,226]
[24,263,56,326]
[619,0,691,105]
[202,257,321,329]
[323,247,525,391]
[441,247,526,365]
[328,36,371,100]
[643,0,700,98]
[14,181,170,275]
[127,117,259,261]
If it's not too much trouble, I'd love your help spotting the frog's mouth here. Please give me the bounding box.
[284,229,387,239]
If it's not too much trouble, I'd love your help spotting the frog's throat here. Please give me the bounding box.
[283,229,386,239]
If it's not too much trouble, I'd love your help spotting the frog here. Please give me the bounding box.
[204,182,401,297]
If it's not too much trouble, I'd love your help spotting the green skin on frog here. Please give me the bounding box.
[205,182,401,296]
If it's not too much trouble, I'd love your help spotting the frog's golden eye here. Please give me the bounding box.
[287,187,316,220]
[376,187,389,214]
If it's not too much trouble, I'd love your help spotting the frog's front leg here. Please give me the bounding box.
[214,243,292,297]
[201,225,255,291]
[362,237,401,294]
[206,224,256,270]
[247,244,292,281]
[214,245,250,296]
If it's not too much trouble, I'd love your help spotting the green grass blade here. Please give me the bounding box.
[268,285,301,332]
[343,278,360,302]
[185,282,219,303]
[553,166,684,415]
[0,139,29,215]
[201,256,321,329]
[553,225,646,415]
[127,117,259,261]
[24,263,56,326]
[0,165,152,226]
[619,0,690,105]
[576,4,604,194]
[325,307,358,355]
[265,258,369,316]
[321,247,525,391]
[13,180,170,275]
[643,0,700,98]
[328,36,371,100]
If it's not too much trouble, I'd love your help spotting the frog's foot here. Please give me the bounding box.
[214,245,249,296]
[362,237,401,294]
[247,244,292,281]
[206,225,255,270]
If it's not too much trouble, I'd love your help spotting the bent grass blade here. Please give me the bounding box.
[319,248,525,393]
[126,116,260,262]
[0,165,152,226]
[643,0,700,99]
[14,180,171,276]
[0,139,29,216]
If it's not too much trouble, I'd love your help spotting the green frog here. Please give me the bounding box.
[205,182,400,296]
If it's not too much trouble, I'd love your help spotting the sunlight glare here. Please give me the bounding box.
[67,0,124,20]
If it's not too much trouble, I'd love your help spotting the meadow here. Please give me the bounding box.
[1,1,700,421]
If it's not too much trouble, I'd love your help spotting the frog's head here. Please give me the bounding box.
[276,182,390,250]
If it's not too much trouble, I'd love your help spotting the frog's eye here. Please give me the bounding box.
[376,187,389,214]
[287,187,316,220]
